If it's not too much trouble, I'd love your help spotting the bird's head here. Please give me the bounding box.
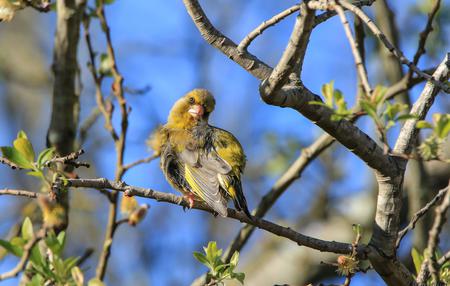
[167,89,216,129]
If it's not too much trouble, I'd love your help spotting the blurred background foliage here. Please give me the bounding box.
[0,0,449,285]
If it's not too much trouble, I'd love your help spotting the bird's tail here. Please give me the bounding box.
[232,183,252,219]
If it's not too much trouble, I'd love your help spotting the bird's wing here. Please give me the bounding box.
[211,127,251,217]
[180,149,231,217]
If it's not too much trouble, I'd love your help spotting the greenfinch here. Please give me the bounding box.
[150,89,251,217]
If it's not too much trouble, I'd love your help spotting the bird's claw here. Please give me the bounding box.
[182,193,195,211]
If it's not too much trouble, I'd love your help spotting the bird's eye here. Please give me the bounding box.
[188,97,195,104]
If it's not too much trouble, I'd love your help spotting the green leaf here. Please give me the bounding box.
[0,239,23,257]
[0,146,34,169]
[27,274,44,286]
[230,251,239,268]
[88,278,106,286]
[234,272,245,284]
[396,114,417,121]
[27,171,44,179]
[63,256,80,273]
[433,114,450,139]
[57,231,66,249]
[416,120,433,129]
[99,53,113,76]
[193,251,209,267]
[37,147,55,168]
[13,136,35,163]
[361,100,378,120]
[384,102,407,120]
[104,0,115,4]
[45,233,62,255]
[372,85,387,106]
[21,217,34,241]
[321,81,335,108]
[30,244,44,267]
[385,120,396,130]
[411,247,423,275]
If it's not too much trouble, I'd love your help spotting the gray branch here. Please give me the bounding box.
[65,178,369,257]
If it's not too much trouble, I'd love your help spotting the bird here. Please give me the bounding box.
[149,89,251,218]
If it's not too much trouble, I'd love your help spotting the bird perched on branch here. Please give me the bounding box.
[148,89,251,218]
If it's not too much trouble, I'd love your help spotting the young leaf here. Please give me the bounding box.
[372,85,387,106]
[321,81,335,108]
[205,241,220,264]
[21,217,34,241]
[99,53,113,76]
[234,272,245,284]
[360,101,379,123]
[416,120,433,129]
[30,244,45,267]
[230,251,239,268]
[396,114,417,121]
[0,146,34,169]
[0,239,23,257]
[27,171,44,179]
[434,114,450,139]
[411,247,423,275]
[57,231,66,251]
[63,256,80,273]
[13,136,35,163]
[37,147,55,168]
[193,251,209,266]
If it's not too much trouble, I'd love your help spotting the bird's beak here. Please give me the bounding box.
[188,104,204,118]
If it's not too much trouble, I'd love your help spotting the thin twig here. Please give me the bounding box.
[0,157,21,170]
[338,1,450,93]
[412,0,441,66]
[405,0,441,89]
[313,0,376,27]
[397,185,449,247]
[437,250,450,267]
[0,189,40,199]
[46,149,89,168]
[84,0,131,280]
[64,177,370,258]
[0,229,46,281]
[238,4,300,52]
[123,154,158,171]
[416,181,450,284]
[333,0,372,97]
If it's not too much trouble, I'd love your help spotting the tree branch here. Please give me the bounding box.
[416,181,450,284]
[313,0,375,27]
[0,189,40,199]
[237,4,300,52]
[396,185,449,247]
[263,2,315,94]
[338,1,450,94]
[334,1,371,97]
[394,54,449,155]
[64,177,370,258]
